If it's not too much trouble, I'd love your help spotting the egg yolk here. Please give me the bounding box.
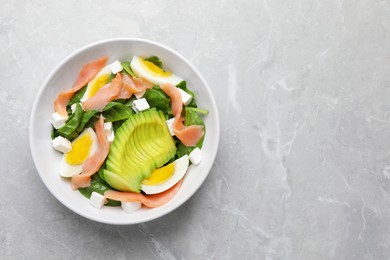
[142,163,175,185]
[65,134,93,165]
[88,74,110,98]
[140,59,172,78]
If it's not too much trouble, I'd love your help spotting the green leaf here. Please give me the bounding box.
[102,101,134,122]
[121,62,136,77]
[113,119,126,133]
[67,86,87,107]
[78,176,121,207]
[143,86,172,116]
[177,81,197,107]
[145,56,163,69]
[76,110,98,133]
[186,107,209,115]
[57,103,83,140]
[184,107,204,127]
[51,126,59,140]
[176,142,196,158]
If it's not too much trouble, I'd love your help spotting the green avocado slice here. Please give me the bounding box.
[104,109,177,192]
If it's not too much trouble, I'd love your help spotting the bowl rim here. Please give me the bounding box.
[29,37,220,225]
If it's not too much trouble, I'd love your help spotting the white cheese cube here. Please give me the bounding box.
[189,148,203,165]
[52,136,72,153]
[103,122,115,142]
[178,88,193,105]
[89,192,106,209]
[107,130,115,143]
[121,201,141,213]
[134,90,146,99]
[108,60,123,74]
[51,112,67,129]
[103,122,113,135]
[70,103,77,113]
[166,118,175,136]
[132,98,150,113]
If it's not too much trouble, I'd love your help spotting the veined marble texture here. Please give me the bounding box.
[1,0,390,259]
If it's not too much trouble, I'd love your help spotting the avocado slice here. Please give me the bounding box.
[104,109,177,192]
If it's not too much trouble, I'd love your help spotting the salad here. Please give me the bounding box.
[50,55,208,213]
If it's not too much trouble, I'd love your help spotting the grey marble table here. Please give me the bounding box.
[2,0,390,259]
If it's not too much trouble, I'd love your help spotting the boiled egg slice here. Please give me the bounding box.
[141,155,189,194]
[59,128,98,177]
[130,56,183,86]
[80,66,112,102]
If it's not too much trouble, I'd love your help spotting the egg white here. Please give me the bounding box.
[141,155,189,194]
[59,128,99,177]
[80,66,112,102]
[130,56,183,86]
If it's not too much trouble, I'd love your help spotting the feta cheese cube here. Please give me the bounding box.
[178,88,193,105]
[70,103,77,114]
[51,112,67,129]
[89,192,106,209]
[103,122,113,135]
[121,201,141,213]
[189,148,202,165]
[134,90,146,99]
[132,98,150,113]
[103,122,115,142]
[107,130,115,143]
[108,60,123,74]
[166,118,175,136]
[52,136,72,153]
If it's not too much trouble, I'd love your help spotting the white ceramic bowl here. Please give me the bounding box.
[29,38,220,224]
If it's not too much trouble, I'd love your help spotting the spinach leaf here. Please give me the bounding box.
[186,107,209,115]
[177,81,197,107]
[145,56,163,69]
[123,96,137,107]
[143,86,172,116]
[176,142,196,158]
[67,86,87,107]
[57,103,83,140]
[51,126,59,140]
[76,110,98,133]
[102,101,134,122]
[113,119,126,133]
[78,174,120,207]
[121,62,137,77]
[184,107,206,126]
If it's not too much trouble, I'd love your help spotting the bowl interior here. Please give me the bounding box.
[30,38,219,224]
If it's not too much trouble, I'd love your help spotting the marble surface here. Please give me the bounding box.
[2,0,390,259]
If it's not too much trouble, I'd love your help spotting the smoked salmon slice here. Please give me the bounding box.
[104,178,184,208]
[173,116,204,147]
[72,56,108,92]
[122,73,143,94]
[82,73,122,112]
[133,76,153,90]
[54,89,75,118]
[71,116,109,190]
[160,83,183,116]
[122,73,153,97]
[54,56,108,117]
[160,83,204,146]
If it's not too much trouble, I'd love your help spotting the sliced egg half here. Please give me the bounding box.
[80,66,112,102]
[130,56,183,86]
[59,128,99,177]
[141,155,189,194]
